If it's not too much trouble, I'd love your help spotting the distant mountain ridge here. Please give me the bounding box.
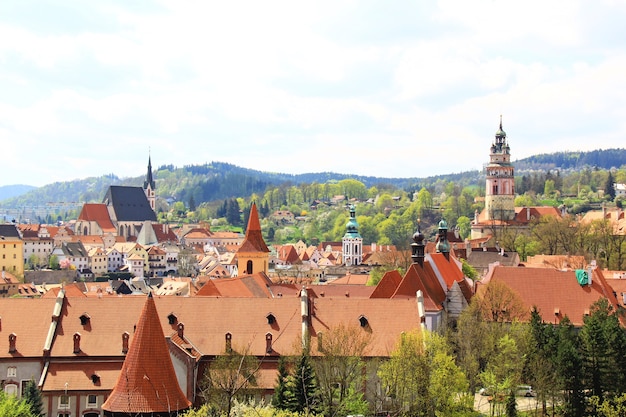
[1,149,625,208]
[0,184,36,201]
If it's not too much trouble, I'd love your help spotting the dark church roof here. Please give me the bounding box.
[103,186,157,222]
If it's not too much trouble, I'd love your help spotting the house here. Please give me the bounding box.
[0,224,24,276]
[17,223,54,268]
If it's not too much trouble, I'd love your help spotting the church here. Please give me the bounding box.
[74,157,159,240]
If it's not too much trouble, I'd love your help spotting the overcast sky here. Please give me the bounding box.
[1,1,625,187]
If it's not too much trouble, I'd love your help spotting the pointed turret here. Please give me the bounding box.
[143,155,156,212]
[102,293,190,416]
[236,202,270,275]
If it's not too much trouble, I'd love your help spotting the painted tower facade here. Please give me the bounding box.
[484,116,515,221]
[342,204,362,266]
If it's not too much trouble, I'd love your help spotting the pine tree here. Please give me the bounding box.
[605,171,616,200]
[22,380,43,417]
[272,356,290,409]
[286,351,319,414]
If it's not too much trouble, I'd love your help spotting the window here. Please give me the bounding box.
[4,384,18,396]
[86,394,98,407]
[7,367,17,378]
[57,413,70,417]
[59,394,70,409]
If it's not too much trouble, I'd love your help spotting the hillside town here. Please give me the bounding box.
[1,120,626,417]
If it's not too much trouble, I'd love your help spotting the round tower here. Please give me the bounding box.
[342,204,362,266]
[484,116,515,221]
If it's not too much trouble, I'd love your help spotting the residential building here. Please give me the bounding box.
[0,224,24,276]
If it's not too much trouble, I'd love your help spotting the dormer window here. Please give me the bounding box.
[266,313,276,325]
[225,332,232,352]
[79,313,90,326]
[168,313,177,325]
[359,315,369,328]
[91,373,100,384]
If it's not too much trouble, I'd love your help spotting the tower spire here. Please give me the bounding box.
[143,154,156,212]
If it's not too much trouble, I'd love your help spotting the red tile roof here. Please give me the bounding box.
[480,266,620,326]
[42,361,122,391]
[0,298,58,358]
[102,294,191,414]
[238,203,270,253]
[77,203,116,233]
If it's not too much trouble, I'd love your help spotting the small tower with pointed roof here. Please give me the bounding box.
[411,220,425,267]
[102,293,191,416]
[435,219,451,260]
[143,154,156,213]
[485,116,515,221]
[342,204,363,266]
[236,202,270,276]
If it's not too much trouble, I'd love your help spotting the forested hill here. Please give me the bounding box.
[0,162,425,208]
[2,149,625,208]
[514,148,626,171]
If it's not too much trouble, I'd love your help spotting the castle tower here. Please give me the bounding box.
[484,116,515,221]
[236,202,270,276]
[342,204,362,266]
[143,155,156,212]
[102,293,191,416]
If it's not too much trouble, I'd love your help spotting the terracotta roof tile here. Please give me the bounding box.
[481,266,620,326]
[43,361,122,391]
[238,203,270,254]
[102,294,191,414]
[0,298,58,358]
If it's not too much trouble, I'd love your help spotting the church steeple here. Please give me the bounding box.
[435,218,451,260]
[143,154,156,212]
[342,204,362,266]
[236,202,270,276]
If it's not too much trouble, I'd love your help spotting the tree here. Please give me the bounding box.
[474,280,527,323]
[272,356,291,410]
[605,170,616,200]
[199,347,260,416]
[21,380,43,417]
[0,391,35,417]
[285,350,320,414]
[48,254,60,270]
[312,323,371,417]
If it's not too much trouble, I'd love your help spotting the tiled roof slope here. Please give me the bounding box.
[43,362,121,391]
[238,203,270,253]
[480,266,620,326]
[370,270,404,298]
[195,273,273,297]
[0,298,58,358]
[77,203,116,233]
[104,186,157,222]
[310,298,423,357]
[102,293,191,414]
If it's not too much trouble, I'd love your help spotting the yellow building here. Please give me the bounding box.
[0,224,24,277]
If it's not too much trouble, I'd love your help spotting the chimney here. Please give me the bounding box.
[8,333,16,353]
[177,323,184,339]
[416,290,426,332]
[73,332,81,354]
[122,332,129,354]
[526,207,530,222]
[300,288,309,349]
[587,266,593,287]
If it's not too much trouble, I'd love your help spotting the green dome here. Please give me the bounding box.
[438,219,448,230]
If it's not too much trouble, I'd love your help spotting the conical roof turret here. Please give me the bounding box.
[102,293,190,416]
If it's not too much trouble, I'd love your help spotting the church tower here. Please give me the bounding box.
[143,155,156,212]
[484,116,515,221]
[342,204,362,266]
[236,202,270,276]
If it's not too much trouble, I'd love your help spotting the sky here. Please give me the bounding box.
[1,1,626,187]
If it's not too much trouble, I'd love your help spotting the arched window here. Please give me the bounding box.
[246,260,253,275]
